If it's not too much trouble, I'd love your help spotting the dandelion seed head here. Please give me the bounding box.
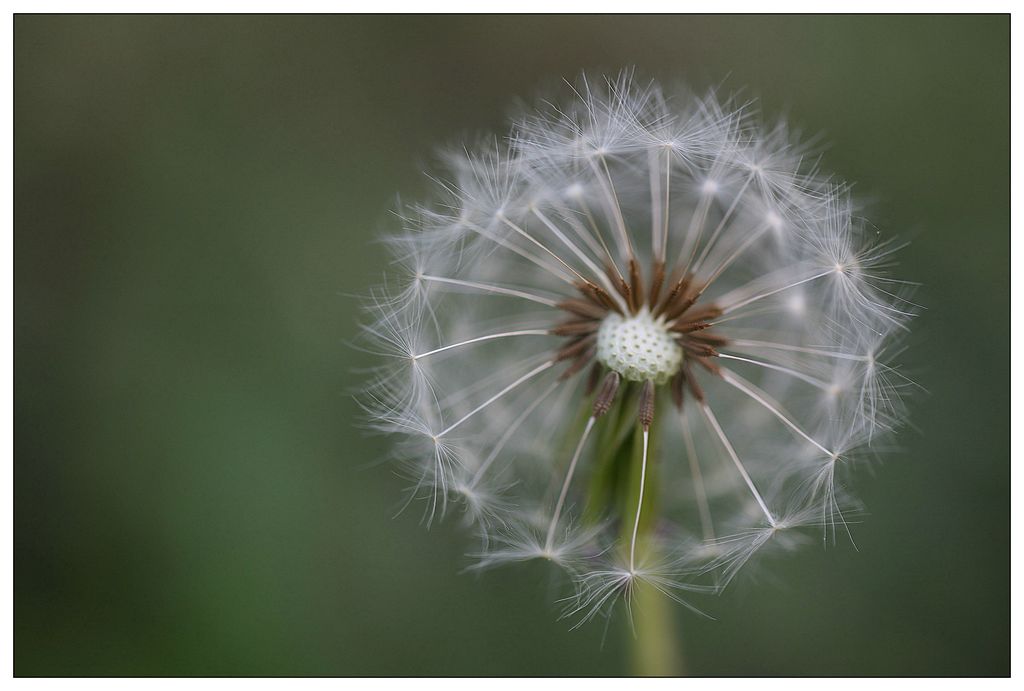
[358,70,916,624]
[596,309,683,384]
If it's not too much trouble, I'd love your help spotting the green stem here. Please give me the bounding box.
[578,386,687,675]
[624,399,685,676]
[631,579,685,676]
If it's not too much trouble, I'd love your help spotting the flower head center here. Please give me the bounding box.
[596,308,683,384]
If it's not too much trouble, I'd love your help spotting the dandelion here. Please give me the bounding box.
[359,72,914,645]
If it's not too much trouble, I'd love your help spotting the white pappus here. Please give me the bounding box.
[358,71,916,624]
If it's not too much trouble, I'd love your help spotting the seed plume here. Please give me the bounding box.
[360,70,915,624]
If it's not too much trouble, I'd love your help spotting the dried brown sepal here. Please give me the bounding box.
[690,331,730,347]
[655,273,692,317]
[672,321,713,334]
[681,341,718,358]
[584,281,622,314]
[684,363,705,402]
[557,298,608,320]
[551,319,600,337]
[670,370,686,409]
[628,258,643,313]
[681,304,723,322]
[657,273,689,308]
[638,379,656,430]
[693,356,722,376]
[648,260,665,308]
[592,371,621,418]
[663,292,702,322]
[605,263,633,309]
[559,346,596,380]
[576,281,605,308]
[555,334,597,361]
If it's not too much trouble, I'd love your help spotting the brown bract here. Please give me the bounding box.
[549,256,729,424]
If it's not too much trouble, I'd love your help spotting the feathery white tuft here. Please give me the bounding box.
[359,71,915,623]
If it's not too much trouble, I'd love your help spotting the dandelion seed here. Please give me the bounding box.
[359,71,915,624]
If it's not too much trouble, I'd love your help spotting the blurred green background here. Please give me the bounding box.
[15,15,1008,676]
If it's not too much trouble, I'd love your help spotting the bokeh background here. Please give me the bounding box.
[15,15,1009,676]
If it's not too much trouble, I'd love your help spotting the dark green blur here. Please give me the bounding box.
[15,15,1008,676]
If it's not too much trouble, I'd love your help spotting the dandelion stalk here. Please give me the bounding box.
[621,400,685,675]
[632,578,685,676]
